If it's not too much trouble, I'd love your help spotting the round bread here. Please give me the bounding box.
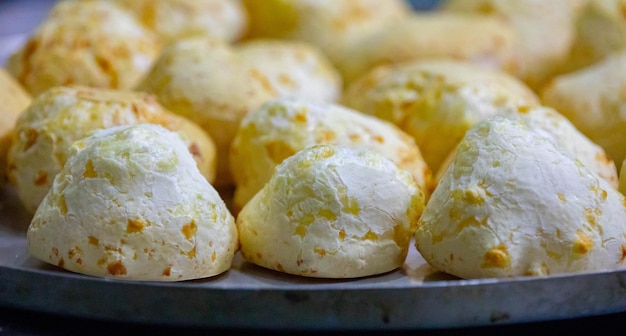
[136,37,278,188]
[27,124,237,281]
[560,0,626,74]
[8,86,216,214]
[241,0,411,64]
[113,0,247,43]
[334,12,519,85]
[435,105,618,189]
[230,98,433,213]
[234,39,342,103]
[415,116,626,279]
[343,59,539,173]
[441,0,577,91]
[5,0,161,96]
[0,69,31,185]
[237,144,426,278]
[541,50,626,170]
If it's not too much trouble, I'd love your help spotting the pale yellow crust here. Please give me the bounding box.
[334,12,519,85]
[229,98,433,213]
[237,144,425,278]
[241,0,411,64]
[441,0,578,91]
[27,124,237,281]
[5,0,161,96]
[136,37,278,188]
[541,50,626,171]
[342,59,539,173]
[113,0,248,43]
[0,69,31,185]
[559,0,626,75]
[234,39,343,103]
[8,86,216,214]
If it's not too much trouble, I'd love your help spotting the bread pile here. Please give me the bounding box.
[3,0,626,281]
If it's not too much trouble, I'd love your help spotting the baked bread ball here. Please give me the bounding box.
[415,116,626,279]
[541,50,626,170]
[334,12,519,85]
[136,37,278,188]
[440,0,577,91]
[237,144,426,278]
[241,0,411,65]
[27,124,237,281]
[5,0,161,96]
[229,98,433,213]
[234,39,342,103]
[434,105,619,188]
[113,0,247,43]
[0,69,31,185]
[343,59,539,173]
[8,85,216,214]
[560,0,626,74]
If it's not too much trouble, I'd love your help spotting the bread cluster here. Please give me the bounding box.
[4,0,626,281]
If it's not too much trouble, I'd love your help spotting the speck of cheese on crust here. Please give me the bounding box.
[236,144,426,278]
[27,124,237,281]
[415,116,626,279]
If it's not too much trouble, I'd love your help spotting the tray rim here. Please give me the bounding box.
[2,259,626,330]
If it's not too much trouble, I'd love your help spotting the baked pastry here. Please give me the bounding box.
[343,59,539,173]
[8,86,216,214]
[334,12,519,85]
[560,0,626,74]
[0,69,31,185]
[113,0,247,43]
[136,37,278,188]
[440,0,578,91]
[541,50,626,170]
[434,105,618,189]
[5,0,161,96]
[415,116,626,279]
[234,39,342,103]
[27,124,237,281]
[229,98,432,213]
[237,144,425,278]
[241,0,411,65]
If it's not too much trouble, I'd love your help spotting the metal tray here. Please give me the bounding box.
[2,185,626,331]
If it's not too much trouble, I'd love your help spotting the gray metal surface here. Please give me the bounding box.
[2,184,626,330]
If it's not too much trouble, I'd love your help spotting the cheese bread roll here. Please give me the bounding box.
[335,12,519,85]
[234,39,342,103]
[8,86,216,214]
[230,98,432,213]
[237,144,425,278]
[415,116,626,279]
[113,0,247,44]
[435,106,618,189]
[541,51,626,170]
[5,0,161,96]
[561,0,626,74]
[241,0,411,65]
[343,59,539,173]
[27,124,237,281]
[136,37,278,188]
[440,0,577,91]
[0,69,31,185]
